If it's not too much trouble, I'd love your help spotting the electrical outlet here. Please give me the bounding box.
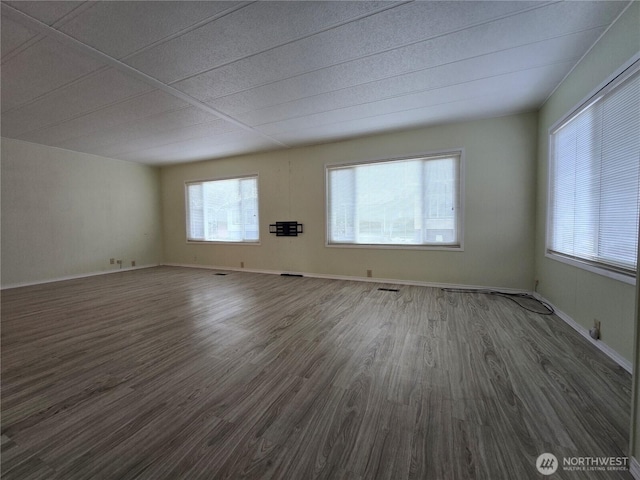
[367,269,372,278]
[589,319,601,340]
[131,260,136,267]
[110,258,115,265]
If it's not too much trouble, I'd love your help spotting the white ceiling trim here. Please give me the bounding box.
[0,2,289,149]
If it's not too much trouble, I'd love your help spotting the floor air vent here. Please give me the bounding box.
[378,288,399,292]
[214,273,228,276]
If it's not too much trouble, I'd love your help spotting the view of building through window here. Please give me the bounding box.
[187,176,259,242]
[327,154,460,246]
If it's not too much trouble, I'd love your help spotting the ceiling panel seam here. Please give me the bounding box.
[2,34,41,64]
[118,1,255,61]
[1,1,93,64]
[50,1,97,27]
[0,2,289,149]
[179,0,563,100]
[1,66,113,115]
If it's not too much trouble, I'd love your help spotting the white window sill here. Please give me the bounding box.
[545,251,635,285]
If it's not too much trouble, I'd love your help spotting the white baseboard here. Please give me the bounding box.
[161,262,530,294]
[533,293,632,373]
[630,456,640,479]
[1,264,159,290]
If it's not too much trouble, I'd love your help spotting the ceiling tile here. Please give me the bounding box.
[0,1,631,164]
[125,1,398,83]
[18,90,190,146]
[2,68,154,137]
[91,120,240,159]
[174,1,549,101]
[211,28,603,120]
[233,35,601,127]
[55,107,229,153]
[256,63,572,137]
[59,1,243,60]
[177,1,623,103]
[272,95,532,147]
[1,35,105,112]
[116,132,278,165]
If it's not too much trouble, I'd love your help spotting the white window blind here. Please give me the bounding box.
[327,153,461,247]
[186,176,259,242]
[548,65,640,277]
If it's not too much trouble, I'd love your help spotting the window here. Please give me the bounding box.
[326,152,462,247]
[186,176,259,243]
[547,63,640,279]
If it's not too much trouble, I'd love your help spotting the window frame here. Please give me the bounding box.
[324,149,465,251]
[545,56,640,285]
[184,174,261,245]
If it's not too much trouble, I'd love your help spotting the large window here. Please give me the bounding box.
[326,152,462,248]
[547,63,640,280]
[186,175,259,243]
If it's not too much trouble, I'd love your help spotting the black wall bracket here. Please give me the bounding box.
[269,221,303,236]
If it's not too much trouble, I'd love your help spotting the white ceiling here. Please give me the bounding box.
[0,1,631,165]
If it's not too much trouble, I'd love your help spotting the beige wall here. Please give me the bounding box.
[162,112,538,290]
[535,2,639,365]
[1,138,163,287]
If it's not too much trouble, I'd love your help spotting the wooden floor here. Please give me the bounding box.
[1,266,632,479]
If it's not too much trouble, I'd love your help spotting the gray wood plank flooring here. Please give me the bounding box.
[1,266,632,479]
